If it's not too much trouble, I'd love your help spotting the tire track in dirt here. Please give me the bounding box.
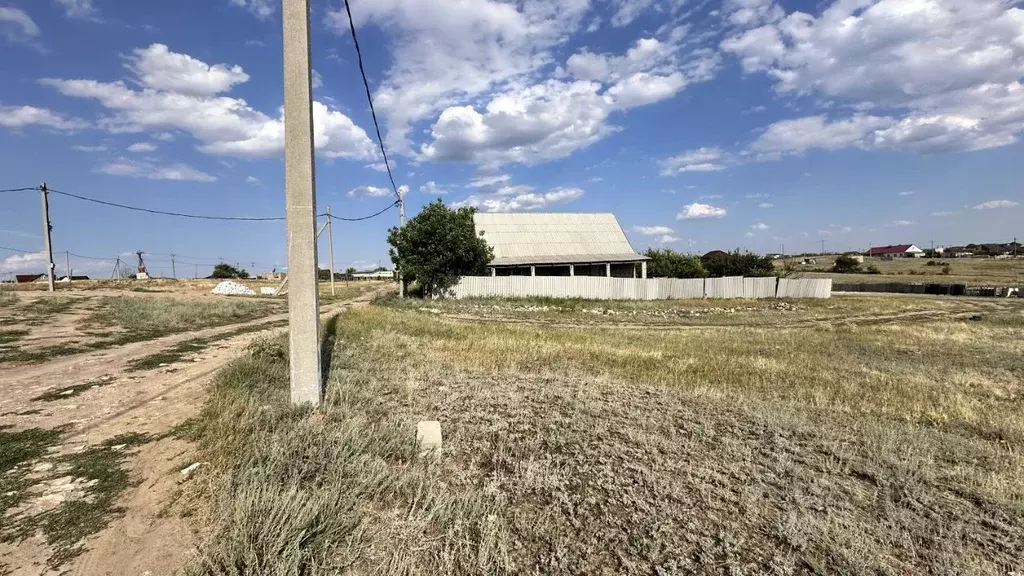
[0,289,386,576]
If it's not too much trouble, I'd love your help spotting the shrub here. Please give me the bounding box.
[925,260,940,267]
[700,250,775,277]
[643,249,707,278]
[832,255,862,274]
[865,265,882,274]
[941,264,952,275]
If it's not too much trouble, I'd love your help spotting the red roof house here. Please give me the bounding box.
[866,244,924,257]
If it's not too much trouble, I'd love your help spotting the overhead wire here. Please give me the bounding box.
[342,0,401,201]
[46,187,287,221]
[0,245,34,254]
[7,185,399,223]
[0,187,39,193]
[327,199,399,222]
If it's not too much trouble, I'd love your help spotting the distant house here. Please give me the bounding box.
[866,244,924,258]
[15,274,44,283]
[352,270,395,280]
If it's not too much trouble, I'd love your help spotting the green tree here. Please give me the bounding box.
[387,200,494,296]
[344,267,357,278]
[210,263,248,279]
[701,250,776,277]
[643,248,706,278]
[832,255,862,274]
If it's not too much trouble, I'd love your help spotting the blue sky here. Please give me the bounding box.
[1,0,1022,277]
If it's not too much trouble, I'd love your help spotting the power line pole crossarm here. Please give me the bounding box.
[40,183,55,292]
[282,0,322,406]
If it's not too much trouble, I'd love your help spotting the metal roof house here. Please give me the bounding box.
[866,244,924,257]
[473,213,649,278]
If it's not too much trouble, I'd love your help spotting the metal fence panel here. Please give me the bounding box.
[704,276,744,299]
[776,278,832,298]
[452,276,831,300]
[743,277,777,299]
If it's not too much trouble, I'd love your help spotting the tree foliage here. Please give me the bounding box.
[700,250,776,277]
[210,263,249,279]
[387,200,494,296]
[643,248,706,278]
[832,255,863,274]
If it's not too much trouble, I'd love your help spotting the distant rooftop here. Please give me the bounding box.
[473,212,646,266]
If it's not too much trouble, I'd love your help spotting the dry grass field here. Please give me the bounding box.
[184,293,1024,575]
[780,255,1024,286]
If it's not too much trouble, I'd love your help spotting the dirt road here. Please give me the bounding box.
[0,289,382,576]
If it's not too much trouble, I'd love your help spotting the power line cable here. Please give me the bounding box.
[47,188,287,221]
[0,187,39,193]
[327,199,399,221]
[342,0,401,201]
[0,245,34,254]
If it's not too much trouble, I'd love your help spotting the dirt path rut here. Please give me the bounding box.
[0,290,381,576]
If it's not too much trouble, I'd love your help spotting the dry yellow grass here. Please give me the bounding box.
[186,295,1024,575]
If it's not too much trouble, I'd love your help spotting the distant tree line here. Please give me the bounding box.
[643,249,776,278]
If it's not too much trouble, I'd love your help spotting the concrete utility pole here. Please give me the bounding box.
[194,264,198,279]
[170,254,177,279]
[282,0,322,405]
[65,251,71,284]
[40,183,55,292]
[326,206,336,297]
[398,189,405,298]
[111,257,120,279]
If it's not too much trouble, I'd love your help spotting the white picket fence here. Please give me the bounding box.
[450,276,831,300]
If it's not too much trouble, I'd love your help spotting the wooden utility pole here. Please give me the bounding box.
[326,206,336,297]
[110,257,120,279]
[170,254,177,279]
[194,264,198,279]
[282,0,322,405]
[40,183,55,292]
[65,250,71,284]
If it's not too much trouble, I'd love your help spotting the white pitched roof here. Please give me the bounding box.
[473,212,646,266]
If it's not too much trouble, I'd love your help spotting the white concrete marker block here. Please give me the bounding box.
[417,420,442,455]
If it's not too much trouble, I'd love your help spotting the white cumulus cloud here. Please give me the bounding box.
[454,186,584,212]
[127,44,249,97]
[41,44,376,161]
[348,185,393,198]
[127,142,157,153]
[54,0,98,20]
[0,7,40,44]
[973,199,1020,210]
[660,147,727,175]
[633,225,674,235]
[96,157,217,182]
[419,181,449,195]
[678,203,727,220]
[229,0,276,19]
[724,0,1024,155]
[0,105,86,131]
